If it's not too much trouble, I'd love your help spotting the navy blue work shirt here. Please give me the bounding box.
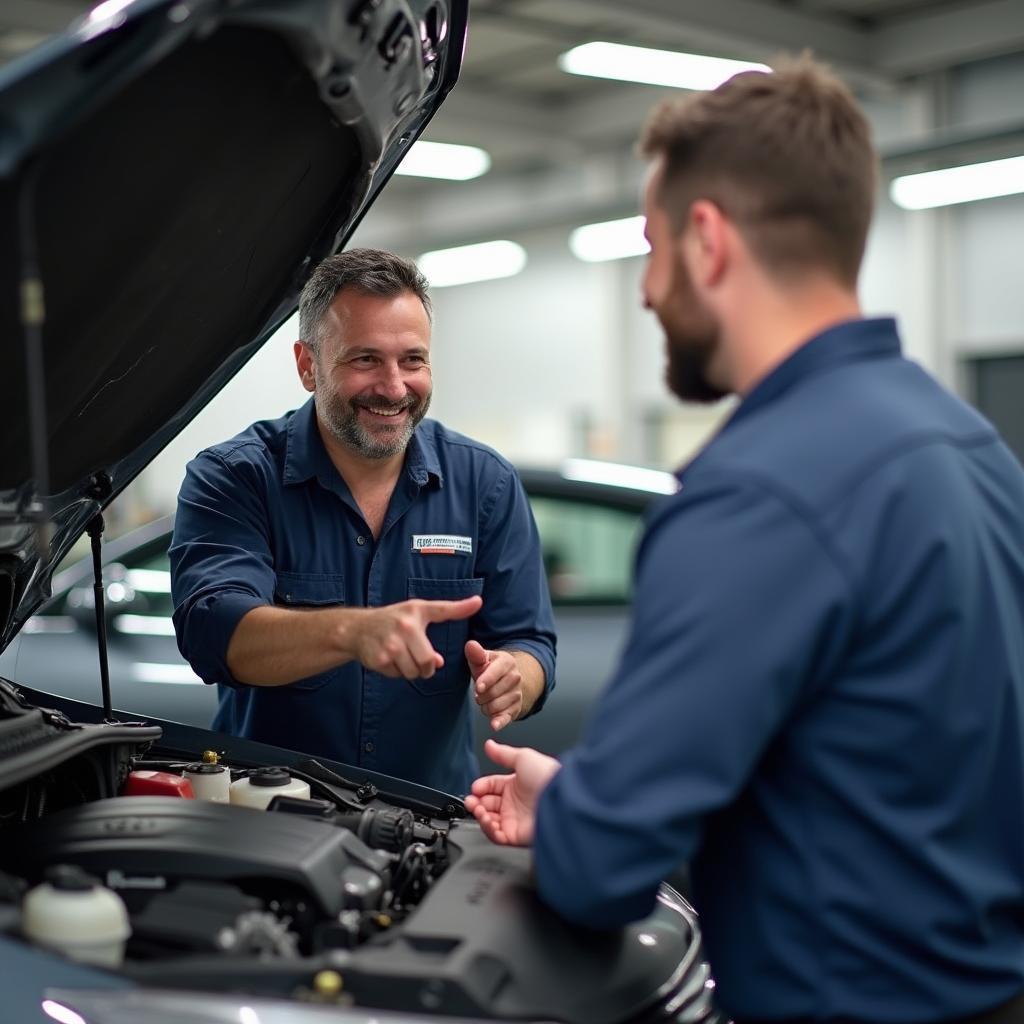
[535,318,1024,1022]
[169,399,556,796]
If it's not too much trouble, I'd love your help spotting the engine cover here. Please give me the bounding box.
[0,797,389,916]
[339,822,706,1024]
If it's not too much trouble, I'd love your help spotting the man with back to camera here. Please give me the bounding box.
[169,248,556,796]
[465,57,1024,1023]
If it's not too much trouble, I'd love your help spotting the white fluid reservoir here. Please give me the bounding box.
[229,766,311,810]
[22,865,131,968]
[183,762,230,802]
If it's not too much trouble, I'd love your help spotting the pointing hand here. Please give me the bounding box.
[353,595,482,679]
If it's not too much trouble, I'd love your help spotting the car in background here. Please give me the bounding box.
[0,459,677,761]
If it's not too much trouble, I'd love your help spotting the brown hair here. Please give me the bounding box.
[299,247,432,353]
[638,53,877,287]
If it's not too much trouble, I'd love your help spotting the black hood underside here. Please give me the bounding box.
[0,0,468,647]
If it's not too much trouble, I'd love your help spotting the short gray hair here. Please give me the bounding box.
[298,248,432,353]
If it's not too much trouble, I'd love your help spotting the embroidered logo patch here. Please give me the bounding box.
[412,534,473,555]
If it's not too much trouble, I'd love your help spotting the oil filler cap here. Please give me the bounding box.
[230,768,311,809]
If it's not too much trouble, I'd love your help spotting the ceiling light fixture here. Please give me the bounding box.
[890,155,1024,210]
[558,42,768,91]
[569,216,649,263]
[395,140,491,180]
[418,240,527,287]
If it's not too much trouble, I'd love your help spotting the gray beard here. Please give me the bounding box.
[318,391,431,459]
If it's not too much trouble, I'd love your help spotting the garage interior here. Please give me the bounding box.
[0,6,1023,1020]
[0,0,1021,512]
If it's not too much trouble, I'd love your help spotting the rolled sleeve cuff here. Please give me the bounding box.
[497,638,556,717]
[176,589,267,689]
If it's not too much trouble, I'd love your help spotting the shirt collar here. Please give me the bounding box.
[405,422,444,488]
[284,398,444,489]
[722,316,902,434]
[283,397,329,486]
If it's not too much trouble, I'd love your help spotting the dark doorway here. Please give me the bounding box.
[966,353,1024,466]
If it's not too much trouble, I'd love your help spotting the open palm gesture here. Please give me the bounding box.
[465,739,561,846]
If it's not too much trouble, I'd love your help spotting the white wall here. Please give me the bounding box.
[423,233,617,464]
[131,315,306,517]
[953,194,1024,351]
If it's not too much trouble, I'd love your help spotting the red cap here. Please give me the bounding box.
[123,770,196,798]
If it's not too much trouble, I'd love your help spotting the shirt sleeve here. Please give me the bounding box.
[169,449,276,688]
[533,476,853,927]
[471,464,557,715]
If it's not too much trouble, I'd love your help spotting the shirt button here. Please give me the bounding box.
[356,535,366,546]
[364,741,374,753]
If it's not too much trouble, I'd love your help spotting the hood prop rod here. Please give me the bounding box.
[86,513,113,721]
[16,164,51,555]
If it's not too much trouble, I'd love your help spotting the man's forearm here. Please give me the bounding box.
[226,604,366,686]
[509,650,546,717]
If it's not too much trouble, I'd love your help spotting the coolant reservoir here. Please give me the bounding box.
[183,762,230,803]
[22,865,131,968]
[229,766,311,810]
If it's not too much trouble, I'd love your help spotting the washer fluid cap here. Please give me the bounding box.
[250,767,292,787]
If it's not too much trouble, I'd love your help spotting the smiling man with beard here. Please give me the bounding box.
[169,249,555,795]
[465,57,1024,1024]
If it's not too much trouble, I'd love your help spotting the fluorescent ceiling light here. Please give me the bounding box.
[562,458,679,495]
[569,215,649,263]
[395,140,491,180]
[418,240,527,287]
[559,42,768,91]
[890,155,1024,210]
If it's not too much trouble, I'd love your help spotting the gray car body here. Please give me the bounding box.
[0,465,668,766]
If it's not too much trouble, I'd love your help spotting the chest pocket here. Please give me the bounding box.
[407,577,484,695]
[274,571,345,692]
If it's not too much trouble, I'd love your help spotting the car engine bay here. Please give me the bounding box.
[0,679,718,1024]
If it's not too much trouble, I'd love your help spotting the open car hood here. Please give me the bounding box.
[0,0,468,650]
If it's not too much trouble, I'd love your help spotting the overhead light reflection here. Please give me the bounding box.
[562,459,679,495]
[131,662,203,685]
[42,1001,87,1024]
[125,569,172,593]
[87,0,134,23]
[114,615,176,636]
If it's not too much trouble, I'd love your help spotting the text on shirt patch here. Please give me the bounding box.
[412,534,473,555]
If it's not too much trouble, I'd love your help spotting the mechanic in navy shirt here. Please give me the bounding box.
[170,249,556,795]
[466,57,1024,1023]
